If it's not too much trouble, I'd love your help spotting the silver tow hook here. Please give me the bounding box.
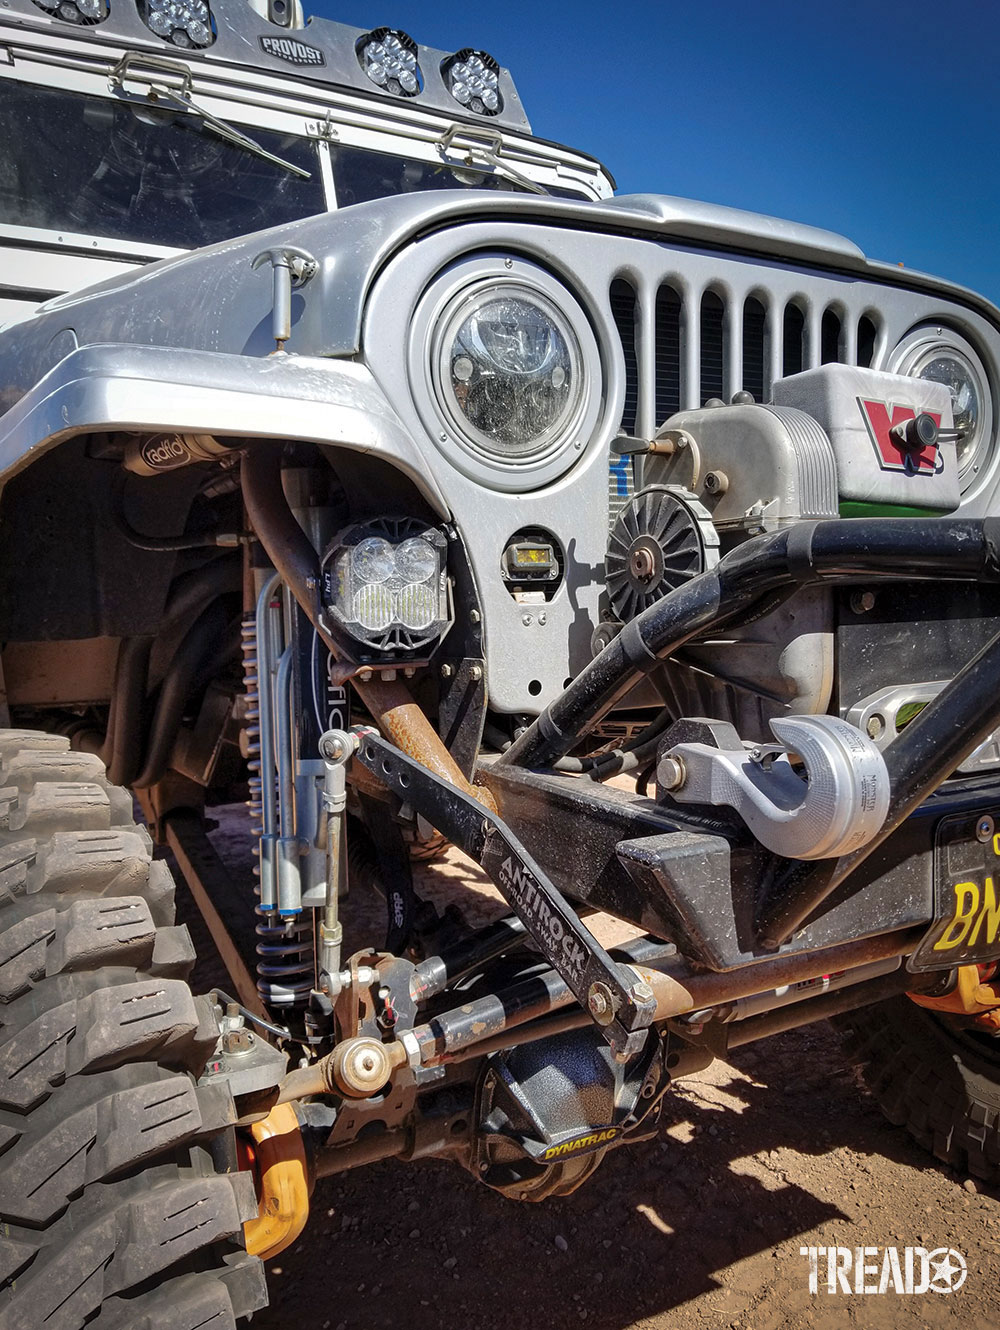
[660,714,891,860]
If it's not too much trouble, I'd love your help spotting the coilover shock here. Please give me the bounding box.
[241,596,316,1008]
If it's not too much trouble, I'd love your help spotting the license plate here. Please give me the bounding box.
[909,809,1000,971]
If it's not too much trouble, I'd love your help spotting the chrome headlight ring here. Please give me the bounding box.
[407,254,603,492]
[889,325,994,494]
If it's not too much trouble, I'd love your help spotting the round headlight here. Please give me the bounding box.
[409,253,603,492]
[890,327,993,492]
[440,286,581,458]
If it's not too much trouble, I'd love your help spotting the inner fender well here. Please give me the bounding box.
[0,436,201,639]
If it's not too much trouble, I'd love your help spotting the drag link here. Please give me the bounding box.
[276,931,921,1104]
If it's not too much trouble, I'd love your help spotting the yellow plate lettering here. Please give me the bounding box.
[934,881,981,951]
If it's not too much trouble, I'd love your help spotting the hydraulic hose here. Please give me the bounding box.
[132,594,239,788]
[96,557,242,786]
[110,467,235,551]
[501,518,1000,771]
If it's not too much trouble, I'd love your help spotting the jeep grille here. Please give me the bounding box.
[607,276,881,519]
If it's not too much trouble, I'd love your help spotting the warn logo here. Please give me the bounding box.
[258,35,325,65]
[859,397,943,476]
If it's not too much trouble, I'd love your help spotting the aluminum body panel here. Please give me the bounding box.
[3,196,1000,708]
[0,343,448,513]
[8,186,996,370]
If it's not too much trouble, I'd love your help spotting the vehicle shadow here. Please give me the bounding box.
[252,1022,987,1330]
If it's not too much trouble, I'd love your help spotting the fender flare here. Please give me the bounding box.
[0,342,449,514]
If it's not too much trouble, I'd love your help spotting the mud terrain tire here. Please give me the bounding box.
[0,730,267,1330]
[837,994,1000,1183]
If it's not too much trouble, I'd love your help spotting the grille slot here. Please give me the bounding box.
[608,273,871,441]
[821,308,842,364]
[783,302,805,377]
[857,314,878,368]
[700,291,725,404]
[609,278,639,435]
[608,278,639,517]
[654,284,682,425]
[742,297,767,403]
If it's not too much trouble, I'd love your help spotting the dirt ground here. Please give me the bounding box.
[185,807,1000,1330]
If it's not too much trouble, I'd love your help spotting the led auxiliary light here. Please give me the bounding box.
[139,0,214,47]
[321,520,451,656]
[357,28,422,97]
[442,49,502,116]
[31,0,106,25]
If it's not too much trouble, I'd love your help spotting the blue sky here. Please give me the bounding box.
[321,0,1000,305]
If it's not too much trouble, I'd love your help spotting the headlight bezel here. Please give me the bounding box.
[407,253,603,493]
[889,325,994,494]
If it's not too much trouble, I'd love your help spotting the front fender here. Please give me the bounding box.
[0,342,449,514]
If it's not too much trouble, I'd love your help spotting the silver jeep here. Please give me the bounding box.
[0,1,999,1325]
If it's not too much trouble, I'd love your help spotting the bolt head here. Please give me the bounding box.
[658,754,686,791]
[630,547,655,582]
[587,982,616,1026]
[976,816,995,843]
[866,714,885,740]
